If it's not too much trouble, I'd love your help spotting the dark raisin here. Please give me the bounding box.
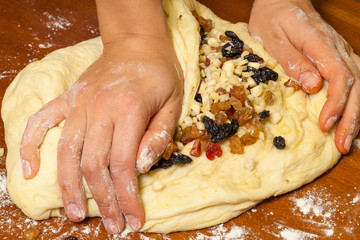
[200,25,205,37]
[258,110,270,119]
[156,159,174,169]
[210,120,239,143]
[202,116,218,136]
[273,136,286,149]
[225,30,241,43]
[246,66,278,85]
[65,237,78,240]
[195,93,203,104]
[221,31,244,58]
[244,53,264,63]
[221,41,243,58]
[260,67,278,81]
[170,152,193,164]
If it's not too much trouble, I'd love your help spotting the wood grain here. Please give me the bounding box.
[0,0,359,239]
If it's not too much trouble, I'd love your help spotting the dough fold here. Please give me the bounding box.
[2,0,340,233]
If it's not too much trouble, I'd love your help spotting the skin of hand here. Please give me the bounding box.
[20,35,183,234]
[20,0,183,234]
[249,0,360,154]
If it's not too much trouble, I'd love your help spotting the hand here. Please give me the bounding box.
[249,0,360,154]
[20,35,183,233]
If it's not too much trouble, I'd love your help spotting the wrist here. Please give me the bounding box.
[96,0,170,45]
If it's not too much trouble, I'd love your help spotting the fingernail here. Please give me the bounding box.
[126,215,141,231]
[22,160,31,178]
[344,135,353,152]
[325,116,337,131]
[103,218,121,234]
[138,147,155,173]
[299,72,320,91]
[66,203,85,220]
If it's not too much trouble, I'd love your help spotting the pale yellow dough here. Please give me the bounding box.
[2,0,341,234]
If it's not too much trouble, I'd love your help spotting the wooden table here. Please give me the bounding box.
[0,0,360,239]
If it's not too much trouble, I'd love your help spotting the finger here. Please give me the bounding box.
[335,52,360,154]
[110,106,149,231]
[269,32,323,93]
[81,118,123,234]
[301,44,354,132]
[57,107,87,222]
[136,100,180,173]
[20,97,67,179]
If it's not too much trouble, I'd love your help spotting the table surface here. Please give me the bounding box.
[1,0,360,239]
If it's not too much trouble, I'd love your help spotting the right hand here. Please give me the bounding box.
[20,34,183,233]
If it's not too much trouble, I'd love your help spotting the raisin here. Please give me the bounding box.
[156,159,174,169]
[233,107,253,125]
[230,85,247,104]
[211,120,239,143]
[221,41,243,59]
[244,121,260,138]
[190,139,202,157]
[153,153,193,170]
[198,16,213,32]
[247,66,278,85]
[264,90,275,104]
[226,106,236,118]
[210,101,231,114]
[65,237,78,240]
[200,25,205,38]
[174,126,183,142]
[284,78,302,90]
[244,53,264,63]
[162,142,178,160]
[219,34,232,42]
[202,116,218,136]
[205,143,222,160]
[229,96,243,110]
[190,123,205,138]
[215,111,228,125]
[229,135,244,154]
[171,152,193,164]
[221,31,244,58]
[180,126,192,142]
[273,136,286,149]
[258,110,270,119]
[195,93,203,104]
[225,30,242,43]
[202,116,239,143]
[240,132,258,146]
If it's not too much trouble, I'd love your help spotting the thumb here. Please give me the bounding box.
[262,31,323,93]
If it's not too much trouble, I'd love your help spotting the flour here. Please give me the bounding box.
[0,70,18,80]
[279,226,318,240]
[43,12,72,30]
[190,224,248,240]
[39,42,56,49]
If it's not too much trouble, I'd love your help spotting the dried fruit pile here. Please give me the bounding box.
[153,12,300,169]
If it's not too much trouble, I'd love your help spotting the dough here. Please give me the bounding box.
[2,0,341,234]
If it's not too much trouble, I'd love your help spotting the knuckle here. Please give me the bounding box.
[118,92,143,112]
[81,158,106,177]
[59,181,77,194]
[93,89,112,107]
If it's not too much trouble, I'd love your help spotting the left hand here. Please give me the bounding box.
[249,0,360,154]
